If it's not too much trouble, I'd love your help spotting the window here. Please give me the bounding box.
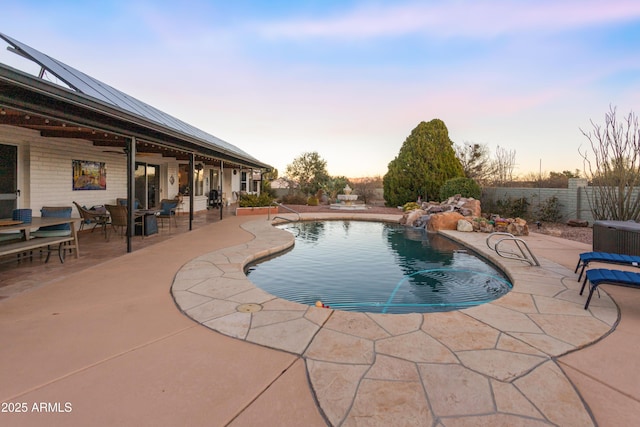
[178,164,189,195]
[241,171,247,192]
[194,165,204,196]
[178,164,204,196]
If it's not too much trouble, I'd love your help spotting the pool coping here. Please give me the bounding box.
[171,213,617,426]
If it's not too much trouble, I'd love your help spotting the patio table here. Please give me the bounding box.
[0,217,80,261]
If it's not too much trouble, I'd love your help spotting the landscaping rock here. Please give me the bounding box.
[506,218,529,236]
[461,199,481,217]
[400,209,426,227]
[457,219,474,232]
[427,212,465,232]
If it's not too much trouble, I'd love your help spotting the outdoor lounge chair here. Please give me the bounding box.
[574,251,640,281]
[581,268,640,309]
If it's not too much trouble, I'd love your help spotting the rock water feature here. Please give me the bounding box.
[400,194,529,236]
[330,184,368,210]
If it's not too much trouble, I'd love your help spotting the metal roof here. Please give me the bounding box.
[0,32,267,168]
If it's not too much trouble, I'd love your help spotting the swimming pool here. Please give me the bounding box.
[246,220,511,314]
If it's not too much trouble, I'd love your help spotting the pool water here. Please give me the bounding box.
[245,221,511,314]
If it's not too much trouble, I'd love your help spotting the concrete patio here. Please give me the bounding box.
[1,212,639,426]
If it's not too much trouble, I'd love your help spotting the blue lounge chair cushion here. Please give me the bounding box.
[575,251,640,281]
[581,268,640,309]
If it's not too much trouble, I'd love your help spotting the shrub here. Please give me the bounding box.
[307,196,319,206]
[495,196,530,219]
[535,195,562,222]
[439,177,481,201]
[403,202,421,212]
[239,192,274,207]
[279,194,308,205]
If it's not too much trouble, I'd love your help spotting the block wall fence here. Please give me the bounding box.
[482,178,640,224]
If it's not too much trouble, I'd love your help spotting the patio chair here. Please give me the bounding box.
[574,251,640,281]
[116,198,141,209]
[175,193,184,215]
[74,201,109,234]
[157,199,178,229]
[31,206,73,262]
[581,268,640,309]
[105,204,128,240]
[32,206,72,238]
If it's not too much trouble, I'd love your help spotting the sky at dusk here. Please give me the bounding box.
[1,1,639,178]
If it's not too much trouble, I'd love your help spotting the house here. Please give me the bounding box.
[0,33,270,237]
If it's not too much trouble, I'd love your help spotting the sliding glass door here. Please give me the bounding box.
[0,144,18,218]
[135,162,160,209]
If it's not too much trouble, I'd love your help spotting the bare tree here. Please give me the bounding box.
[491,145,516,186]
[350,176,383,204]
[455,142,494,184]
[579,106,640,221]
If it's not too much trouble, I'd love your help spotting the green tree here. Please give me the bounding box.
[383,119,464,206]
[322,176,350,202]
[285,151,330,196]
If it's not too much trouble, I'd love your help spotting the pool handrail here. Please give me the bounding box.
[268,201,300,222]
[486,232,540,266]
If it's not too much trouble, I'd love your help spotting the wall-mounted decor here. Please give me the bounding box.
[169,175,175,185]
[72,159,106,190]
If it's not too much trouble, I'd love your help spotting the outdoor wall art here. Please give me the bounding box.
[72,159,106,190]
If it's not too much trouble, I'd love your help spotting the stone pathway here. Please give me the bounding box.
[171,214,617,426]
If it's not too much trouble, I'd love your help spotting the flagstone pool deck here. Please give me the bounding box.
[1,212,639,426]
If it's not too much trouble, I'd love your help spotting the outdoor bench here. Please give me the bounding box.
[0,236,76,263]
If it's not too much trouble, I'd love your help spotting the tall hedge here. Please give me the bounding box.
[383,119,464,206]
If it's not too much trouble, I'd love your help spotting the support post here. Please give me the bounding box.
[126,137,136,253]
[189,153,194,231]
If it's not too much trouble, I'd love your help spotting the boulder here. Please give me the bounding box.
[401,209,426,227]
[458,208,474,217]
[567,219,589,227]
[414,215,431,228]
[461,199,481,217]
[478,221,495,233]
[457,219,474,232]
[427,212,465,232]
[507,218,529,236]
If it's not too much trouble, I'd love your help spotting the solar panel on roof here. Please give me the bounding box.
[0,32,262,164]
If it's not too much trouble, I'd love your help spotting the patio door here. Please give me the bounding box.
[0,144,18,218]
[135,162,160,209]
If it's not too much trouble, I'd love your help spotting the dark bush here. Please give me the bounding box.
[535,195,562,222]
[279,194,308,205]
[239,192,274,207]
[495,196,530,219]
[439,177,481,201]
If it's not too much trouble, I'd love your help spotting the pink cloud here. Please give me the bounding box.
[258,0,640,40]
